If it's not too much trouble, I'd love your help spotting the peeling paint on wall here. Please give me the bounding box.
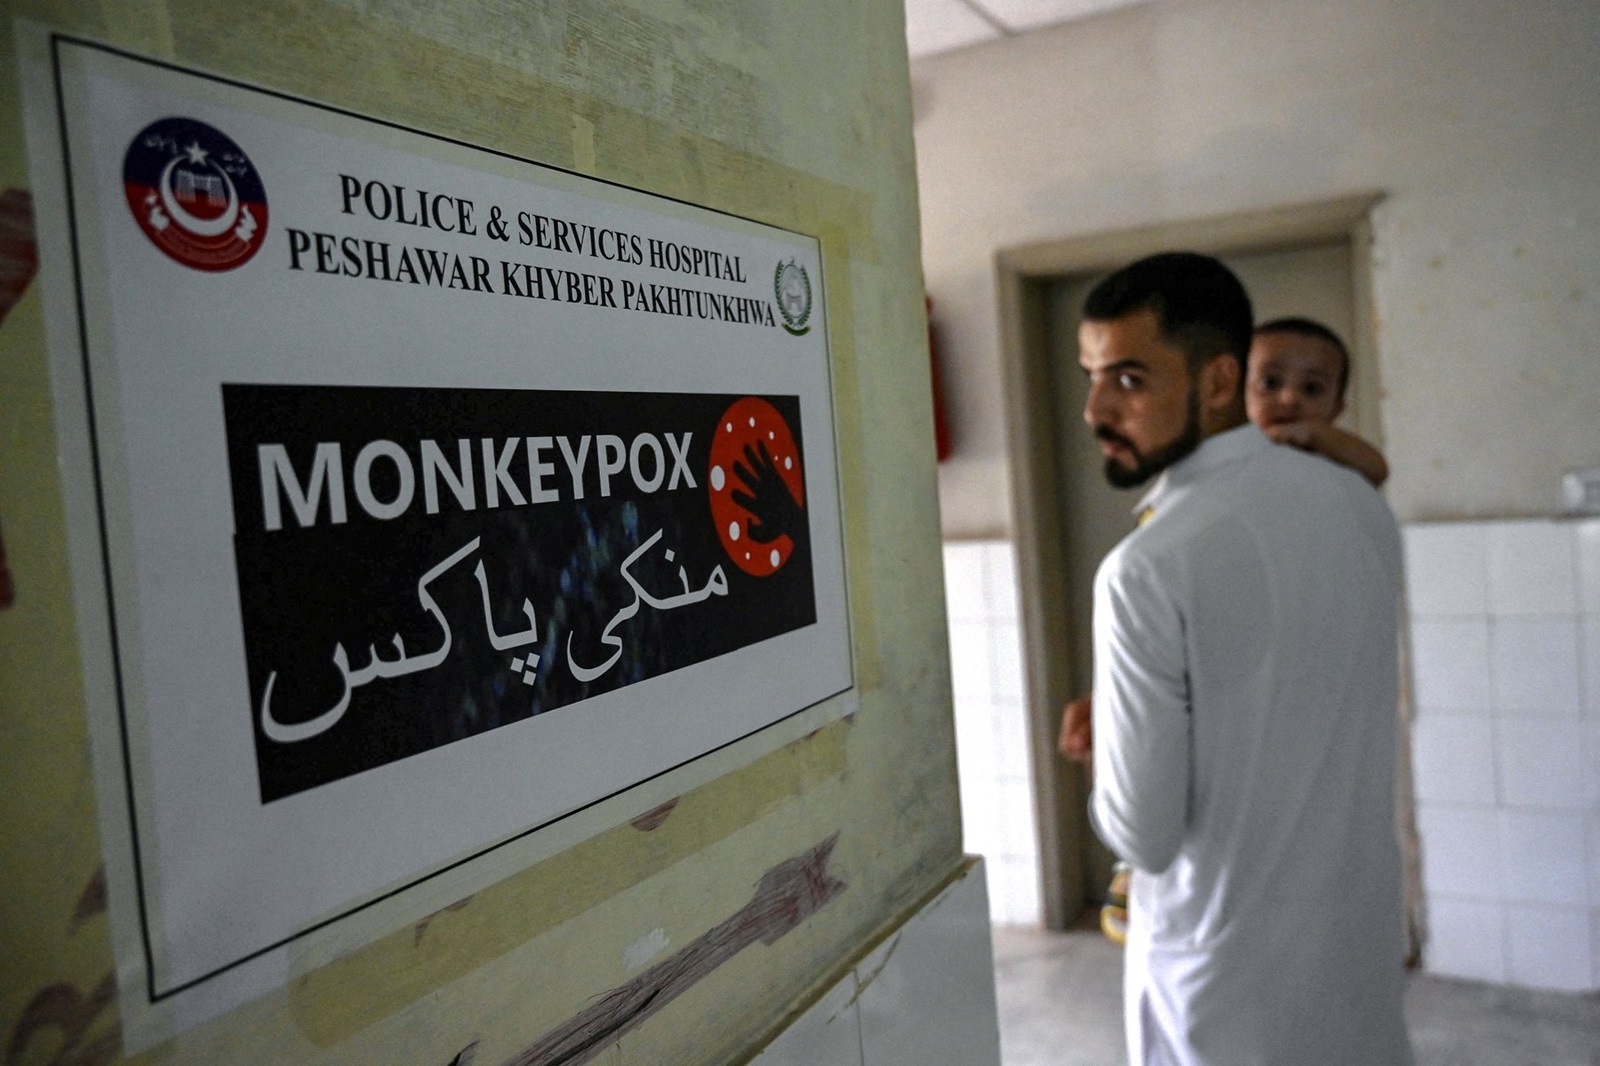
[629,798,678,831]
[502,834,845,1066]
[69,868,107,932]
[287,717,850,1045]
[5,869,119,1066]
[621,928,669,971]
[413,896,475,949]
[6,974,120,1066]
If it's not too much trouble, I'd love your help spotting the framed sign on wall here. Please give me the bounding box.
[21,30,852,1044]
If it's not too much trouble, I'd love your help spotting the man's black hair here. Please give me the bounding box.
[1254,316,1351,399]
[1082,251,1254,378]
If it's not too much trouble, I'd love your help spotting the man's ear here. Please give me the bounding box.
[1199,353,1242,412]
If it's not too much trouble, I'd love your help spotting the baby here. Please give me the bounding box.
[1062,315,1387,941]
[1246,316,1386,487]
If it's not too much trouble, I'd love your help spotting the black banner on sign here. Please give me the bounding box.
[222,384,815,803]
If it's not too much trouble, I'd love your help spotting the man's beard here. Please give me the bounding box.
[1098,388,1202,489]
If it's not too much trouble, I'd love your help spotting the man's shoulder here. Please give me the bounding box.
[1257,442,1400,537]
[1124,441,1399,567]
[1197,435,1392,519]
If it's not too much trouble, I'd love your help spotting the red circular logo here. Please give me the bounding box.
[123,117,268,272]
[708,398,805,577]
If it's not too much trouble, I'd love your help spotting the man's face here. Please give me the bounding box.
[1079,309,1203,489]
[1245,331,1345,429]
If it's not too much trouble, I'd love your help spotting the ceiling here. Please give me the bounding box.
[904,0,1152,59]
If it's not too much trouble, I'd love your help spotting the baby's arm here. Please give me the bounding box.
[1263,422,1389,486]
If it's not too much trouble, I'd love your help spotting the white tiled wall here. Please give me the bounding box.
[750,860,1003,1066]
[942,540,1042,927]
[939,521,1600,992]
[1404,517,1600,992]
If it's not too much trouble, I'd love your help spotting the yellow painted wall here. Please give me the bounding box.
[0,2,959,1063]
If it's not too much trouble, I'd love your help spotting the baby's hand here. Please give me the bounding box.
[1262,421,1318,450]
[1262,420,1390,487]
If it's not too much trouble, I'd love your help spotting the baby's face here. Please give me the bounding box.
[1245,332,1345,428]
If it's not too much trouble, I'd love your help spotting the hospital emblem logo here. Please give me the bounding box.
[774,257,813,336]
[123,117,269,271]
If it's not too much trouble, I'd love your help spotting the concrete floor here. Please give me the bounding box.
[992,925,1600,1066]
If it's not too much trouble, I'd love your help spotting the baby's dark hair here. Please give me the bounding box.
[1254,316,1350,398]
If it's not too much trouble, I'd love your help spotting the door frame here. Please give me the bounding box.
[995,194,1386,929]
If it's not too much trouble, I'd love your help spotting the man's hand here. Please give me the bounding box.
[1058,694,1093,763]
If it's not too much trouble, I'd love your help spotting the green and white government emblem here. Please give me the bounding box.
[774,257,813,336]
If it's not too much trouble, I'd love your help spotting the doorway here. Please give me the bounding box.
[994,196,1397,928]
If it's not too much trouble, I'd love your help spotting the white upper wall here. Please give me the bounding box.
[903,0,1155,59]
[914,0,1600,532]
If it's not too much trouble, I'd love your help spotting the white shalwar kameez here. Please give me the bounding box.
[1090,424,1413,1066]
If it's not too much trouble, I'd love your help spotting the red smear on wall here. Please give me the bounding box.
[928,296,953,462]
[0,188,38,329]
[0,189,34,610]
[0,520,13,610]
